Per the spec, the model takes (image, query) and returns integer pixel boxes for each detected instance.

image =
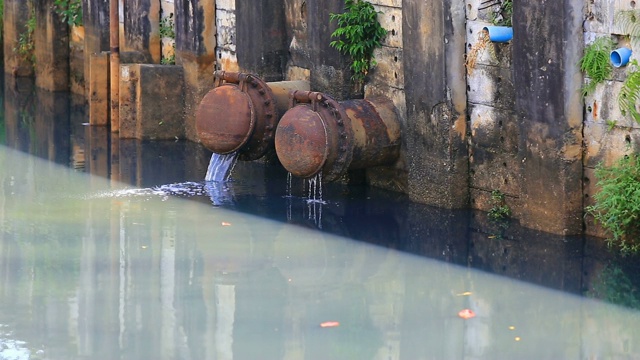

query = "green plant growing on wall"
[619,60,640,123]
[488,189,511,221]
[160,13,176,39]
[616,10,640,48]
[15,4,36,66]
[160,13,176,65]
[587,153,640,255]
[579,37,613,97]
[53,0,83,27]
[489,0,513,27]
[330,0,387,87]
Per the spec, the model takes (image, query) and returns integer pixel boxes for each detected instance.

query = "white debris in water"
[85,182,209,201]
[0,335,30,360]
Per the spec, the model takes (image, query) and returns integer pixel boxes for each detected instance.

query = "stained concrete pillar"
[236,0,287,82]
[307,0,352,99]
[3,0,33,77]
[175,0,216,142]
[123,0,161,63]
[34,0,70,91]
[89,52,110,126]
[82,0,111,98]
[513,1,583,235]
[402,0,468,208]
[119,64,184,140]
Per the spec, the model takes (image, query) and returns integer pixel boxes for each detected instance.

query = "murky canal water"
[1,78,640,359]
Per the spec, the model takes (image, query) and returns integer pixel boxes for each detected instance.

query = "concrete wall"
[3,0,33,77]
[583,1,640,237]
[34,0,70,91]
[174,0,216,142]
[4,0,640,236]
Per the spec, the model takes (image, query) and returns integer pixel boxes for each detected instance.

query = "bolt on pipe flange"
[275,91,401,182]
[196,71,278,161]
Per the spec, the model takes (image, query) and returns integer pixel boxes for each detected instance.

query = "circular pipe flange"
[275,91,354,181]
[195,85,255,154]
[274,105,329,178]
[195,71,279,161]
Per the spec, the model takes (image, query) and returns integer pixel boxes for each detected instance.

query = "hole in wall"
[218,52,221,59]
[394,56,398,62]
[498,120,503,127]
[502,162,507,167]
[504,178,509,184]
[391,15,396,21]
[587,105,592,113]
[584,176,590,185]
[468,43,472,50]
[632,1,637,7]
[625,134,632,143]
[392,29,396,36]
[469,28,473,34]
[467,85,471,91]
[471,197,476,204]
[467,4,472,11]
[500,136,505,142]
[394,72,398,79]
[585,193,590,199]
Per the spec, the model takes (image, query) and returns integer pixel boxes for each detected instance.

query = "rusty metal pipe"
[274,91,401,182]
[195,71,309,161]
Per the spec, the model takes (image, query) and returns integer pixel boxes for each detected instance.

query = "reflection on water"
[1,147,640,359]
[1,77,640,358]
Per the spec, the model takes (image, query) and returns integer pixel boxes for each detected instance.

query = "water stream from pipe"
[205,152,239,182]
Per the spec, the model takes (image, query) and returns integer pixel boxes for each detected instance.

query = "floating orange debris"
[320,321,340,328]
[221,222,232,226]
[458,309,476,319]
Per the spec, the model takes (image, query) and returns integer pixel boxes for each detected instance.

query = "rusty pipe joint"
[274,91,401,182]
[195,71,309,161]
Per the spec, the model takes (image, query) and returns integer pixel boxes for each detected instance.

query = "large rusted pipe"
[275,91,401,182]
[195,71,309,161]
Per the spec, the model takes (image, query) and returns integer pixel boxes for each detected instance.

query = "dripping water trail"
[306,172,325,228]
[205,152,239,182]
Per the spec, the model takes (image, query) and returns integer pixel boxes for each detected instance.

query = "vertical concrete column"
[402,0,469,208]
[175,0,216,142]
[89,52,111,126]
[236,0,287,81]
[513,1,583,235]
[83,0,111,98]
[3,0,33,77]
[34,0,70,91]
[123,0,161,63]
[307,0,352,99]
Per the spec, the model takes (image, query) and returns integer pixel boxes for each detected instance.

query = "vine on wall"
[329,0,387,88]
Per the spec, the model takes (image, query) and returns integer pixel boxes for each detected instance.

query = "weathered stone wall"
[583,1,640,237]
[3,0,33,77]
[82,0,111,98]
[174,0,216,142]
[464,3,520,218]
[236,0,287,81]
[34,0,70,91]
[123,0,161,63]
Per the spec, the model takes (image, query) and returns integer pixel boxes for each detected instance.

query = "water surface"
[0,79,639,359]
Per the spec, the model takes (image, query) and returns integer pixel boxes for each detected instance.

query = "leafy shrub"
[588,154,640,255]
[579,37,613,97]
[330,0,387,85]
[54,0,83,27]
